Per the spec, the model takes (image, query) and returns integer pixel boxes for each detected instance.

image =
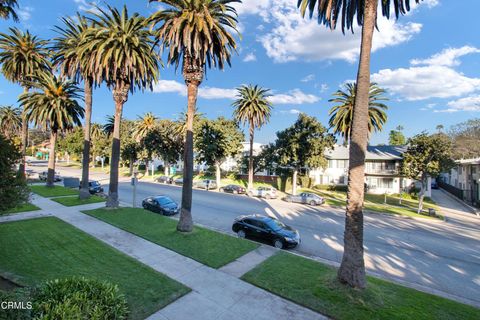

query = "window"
[328,160,335,168]
[337,160,348,169]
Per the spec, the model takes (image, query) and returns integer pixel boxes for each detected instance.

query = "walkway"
[431,189,480,230]
[19,195,326,320]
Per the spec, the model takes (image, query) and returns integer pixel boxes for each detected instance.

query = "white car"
[247,186,278,199]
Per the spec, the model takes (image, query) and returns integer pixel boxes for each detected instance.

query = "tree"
[448,119,480,159]
[298,0,422,288]
[0,135,29,213]
[436,124,444,133]
[0,105,21,139]
[53,13,98,199]
[121,142,140,176]
[0,0,19,22]
[91,123,110,167]
[0,28,50,176]
[240,143,278,175]
[134,112,158,175]
[150,0,240,232]
[328,82,388,143]
[196,117,244,190]
[401,133,454,213]
[275,113,335,195]
[233,85,273,189]
[156,119,183,175]
[388,125,406,145]
[19,74,84,187]
[82,5,160,207]
[57,126,84,160]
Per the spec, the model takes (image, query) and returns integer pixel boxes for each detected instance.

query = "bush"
[0,289,32,320]
[138,164,146,170]
[313,184,349,192]
[32,277,128,320]
[298,175,314,188]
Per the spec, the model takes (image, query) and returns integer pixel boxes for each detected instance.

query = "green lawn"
[84,207,259,268]
[0,202,41,215]
[243,252,480,320]
[30,185,79,197]
[51,195,105,207]
[0,217,189,320]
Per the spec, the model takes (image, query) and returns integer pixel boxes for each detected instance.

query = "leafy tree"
[0,0,18,22]
[328,82,388,143]
[91,123,110,167]
[140,128,164,176]
[0,135,29,213]
[156,119,183,175]
[150,0,240,232]
[196,117,244,190]
[81,5,160,207]
[299,0,422,288]
[53,13,98,199]
[19,74,84,187]
[401,133,454,213]
[0,28,50,175]
[57,126,84,160]
[0,105,21,139]
[275,113,335,195]
[448,118,480,159]
[240,143,278,175]
[134,112,158,142]
[121,142,140,176]
[233,85,273,189]
[388,125,406,145]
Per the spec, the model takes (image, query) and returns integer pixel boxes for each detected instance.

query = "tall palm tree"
[149,0,240,232]
[103,115,115,137]
[0,28,50,176]
[298,0,422,288]
[53,13,97,199]
[233,85,272,189]
[328,82,388,143]
[80,5,160,207]
[0,0,19,22]
[19,74,84,187]
[0,105,21,139]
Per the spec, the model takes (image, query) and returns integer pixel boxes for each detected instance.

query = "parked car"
[219,184,246,194]
[232,214,300,249]
[79,180,104,195]
[194,179,217,190]
[283,192,325,206]
[25,169,35,177]
[173,178,183,185]
[142,195,179,216]
[155,175,173,184]
[247,186,277,199]
[431,181,439,189]
[38,171,61,182]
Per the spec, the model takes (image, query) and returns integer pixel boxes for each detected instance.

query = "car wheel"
[233,190,238,194]
[309,200,316,206]
[219,188,224,192]
[248,191,253,197]
[142,204,147,209]
[237,230,246,238]
[273,239,284,249]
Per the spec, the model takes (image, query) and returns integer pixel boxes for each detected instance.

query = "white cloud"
[152,80,319,104]
[424,0,440,8]
[319,83,329,93]
[243,53,257,62]
[410,46,480,67]
[74,0,102,14]
[301,74,315,82]
[18,6,33,21]
[439,95,480,113]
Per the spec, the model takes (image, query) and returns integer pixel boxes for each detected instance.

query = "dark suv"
[80,180,104,194]
[232,214,300,249]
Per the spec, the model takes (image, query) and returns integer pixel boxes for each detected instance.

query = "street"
[29,163,480,307]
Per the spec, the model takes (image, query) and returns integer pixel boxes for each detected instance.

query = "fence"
[438,180,464,200]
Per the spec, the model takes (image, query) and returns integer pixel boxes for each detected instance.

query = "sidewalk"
[26,194,326,320]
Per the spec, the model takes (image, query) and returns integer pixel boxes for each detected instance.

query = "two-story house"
[440,158,480,207]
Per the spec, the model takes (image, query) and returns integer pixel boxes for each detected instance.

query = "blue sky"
[1,0,479,145]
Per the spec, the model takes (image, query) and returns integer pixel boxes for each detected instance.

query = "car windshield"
[155,197,174,205]
[264,218,286,231]
[90,181,100,186]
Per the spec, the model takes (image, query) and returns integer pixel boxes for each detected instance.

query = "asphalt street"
[28,163,480,307]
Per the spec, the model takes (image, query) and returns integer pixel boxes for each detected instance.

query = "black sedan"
[142,195,179,216]
[155,175,173,184]
[79,180,104,195]
[283,192,325,206]
[219,184,246,194]
[232,214,300,249]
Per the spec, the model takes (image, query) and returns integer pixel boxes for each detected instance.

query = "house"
[439,158,480,207]
[309,145,430,196]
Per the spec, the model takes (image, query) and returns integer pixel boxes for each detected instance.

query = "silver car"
[248,186,278,199]
[283,192,325,206]
[194,179,217,190]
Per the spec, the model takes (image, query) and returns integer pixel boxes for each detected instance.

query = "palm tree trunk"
[80,77,93,200]
[292,168,298,195]
[18,87,28,177]
[248,123,254,190]
[177,81,197,232]
[46,130,57,187]
[129,156,134,176]
[106,85,128,208]
[337,0,377,289]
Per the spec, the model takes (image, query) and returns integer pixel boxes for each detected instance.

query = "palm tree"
[19,74,84,187]
[0,0,19,22]
[53,13,98,199]
[149,0,240,232]
[134,112,158,176]
[103,115,115,137]
[233,85,272,189]
[0,28,50,176]
[174,108,205,139]
[328,82,388,143]
[298,0,422,289]
[81,5,160,207]
[0,105,21,139]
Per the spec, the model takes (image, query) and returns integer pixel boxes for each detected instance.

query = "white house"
[440,158,480,206]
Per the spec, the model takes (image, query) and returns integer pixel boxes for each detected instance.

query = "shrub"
[298,175,314,188]
[313,184,349,192]
[0,288,32,320]
[32,277,128,320]
[138,164,146,170]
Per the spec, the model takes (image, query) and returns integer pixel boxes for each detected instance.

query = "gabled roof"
[326,145,407,160]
